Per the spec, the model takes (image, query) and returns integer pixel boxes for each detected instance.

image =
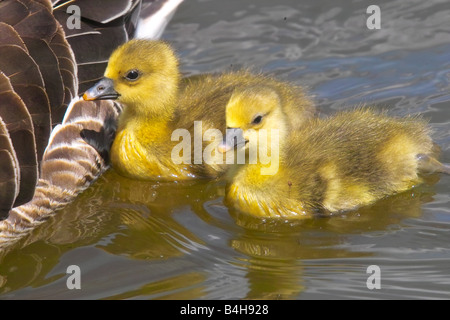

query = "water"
[1,0,449,299]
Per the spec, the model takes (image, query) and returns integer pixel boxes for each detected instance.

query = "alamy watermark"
[366,5,381,30]
[171,121,280,175]
[66,5,81,30]
[366,265,381,290]
[65,4,381,31]
[66,265,81,290]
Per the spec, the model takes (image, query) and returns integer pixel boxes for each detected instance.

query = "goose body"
[222,87,446,219]
[0,0,183,245]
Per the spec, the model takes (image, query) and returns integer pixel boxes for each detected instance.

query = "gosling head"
[83,39,180,118]
[219,86,288,154]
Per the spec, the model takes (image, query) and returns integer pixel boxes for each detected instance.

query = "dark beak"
[218,128,247,153]
[83,78,120,101]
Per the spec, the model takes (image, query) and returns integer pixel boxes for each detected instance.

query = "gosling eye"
[124,69,141,81]
[252,115,263,125]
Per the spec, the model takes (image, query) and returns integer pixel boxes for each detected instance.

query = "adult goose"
[0,0,183,246]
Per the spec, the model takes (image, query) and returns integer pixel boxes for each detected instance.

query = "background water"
[1,0,450,299]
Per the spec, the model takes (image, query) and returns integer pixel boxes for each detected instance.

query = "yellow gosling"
[220,87,447,219]
[83,39,315,180]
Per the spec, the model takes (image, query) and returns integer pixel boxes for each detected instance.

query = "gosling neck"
[231,133,286,183]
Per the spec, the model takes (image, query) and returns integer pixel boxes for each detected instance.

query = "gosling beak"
[83,78,120,101]
[218,128,247,153]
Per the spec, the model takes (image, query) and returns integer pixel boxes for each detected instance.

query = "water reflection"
[224,174,438,299]
[104,272,207,300]
[0,171,210,296]
[0,167,439,298]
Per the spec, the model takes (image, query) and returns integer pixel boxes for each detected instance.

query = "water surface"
[1,0,449,299]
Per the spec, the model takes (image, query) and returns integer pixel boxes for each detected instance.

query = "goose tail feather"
[0,99,121,248]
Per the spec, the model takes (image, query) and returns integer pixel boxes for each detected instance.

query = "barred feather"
[0,0,182,248]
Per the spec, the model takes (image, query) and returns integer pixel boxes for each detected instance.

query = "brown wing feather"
[12,0,67,125]
[0,72,37,207]
[0,41,50,162]
[0,1,28,26]
[0,118,19,218]
[50,25,78,112]
[0,22,27,50]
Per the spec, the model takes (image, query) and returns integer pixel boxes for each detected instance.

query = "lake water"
[1,0,449,299]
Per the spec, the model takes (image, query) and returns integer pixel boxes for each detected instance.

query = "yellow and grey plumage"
[222,88,448,219]
[84,39,316,180]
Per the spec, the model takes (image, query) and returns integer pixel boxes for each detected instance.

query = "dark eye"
[125,69,140,81]
[252,115,263,125]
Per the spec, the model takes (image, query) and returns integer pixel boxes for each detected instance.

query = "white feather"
[135,0,184,39]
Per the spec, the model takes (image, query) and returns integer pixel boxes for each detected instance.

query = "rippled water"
[1,0,449,299]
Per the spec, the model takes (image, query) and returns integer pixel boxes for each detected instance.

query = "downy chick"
[83,39,315,180]
[220,87,448,219]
